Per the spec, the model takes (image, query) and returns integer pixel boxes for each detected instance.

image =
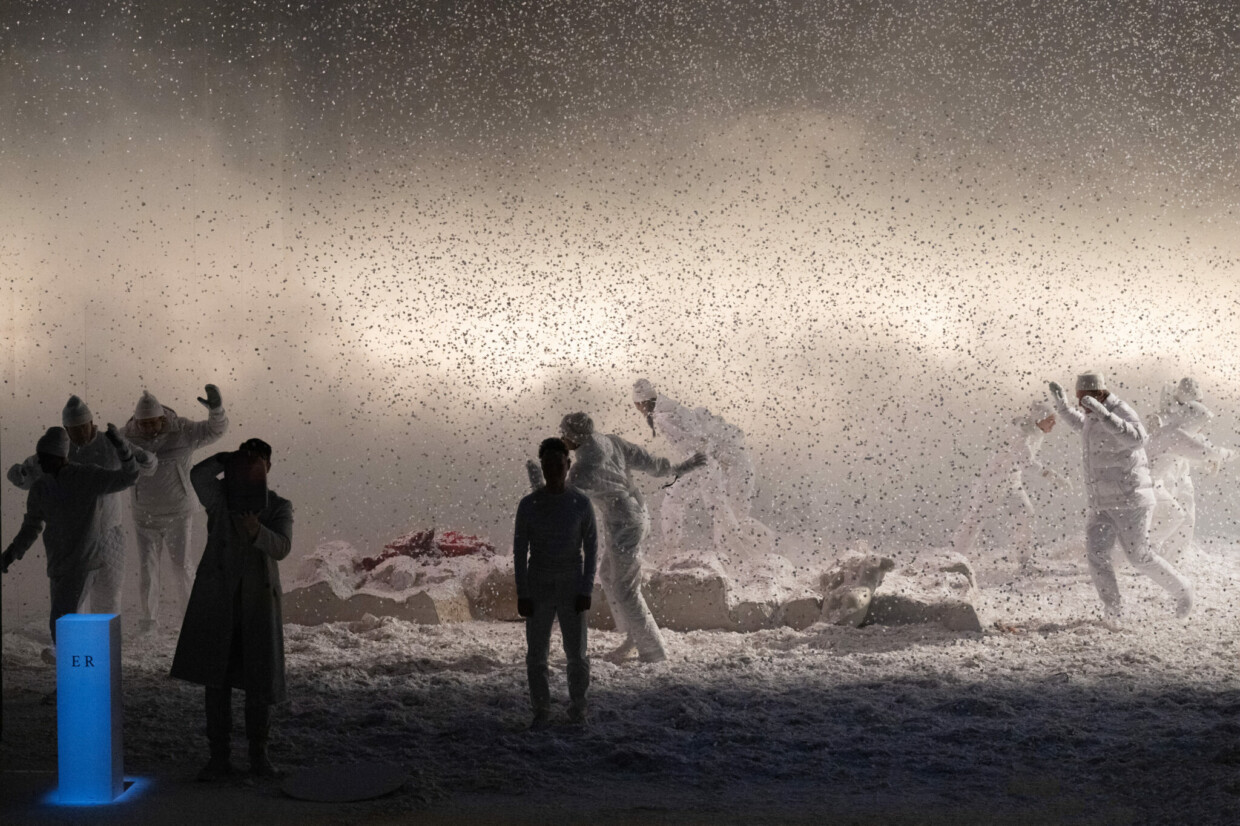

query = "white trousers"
[85,525,126,615]
[1149,478,1196,562]
[1085,507,1191,617]
[135,512,195,626]
[597,500,667,662]
[661,451,768,559]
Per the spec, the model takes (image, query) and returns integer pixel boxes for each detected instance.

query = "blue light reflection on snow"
[43,777,149,807]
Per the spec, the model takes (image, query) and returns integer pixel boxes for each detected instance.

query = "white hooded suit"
[636,385,770,557]
[1053,385,1192,620]
[1146,399,1232,561]
[565,430,685,663]
[125,397,229,630]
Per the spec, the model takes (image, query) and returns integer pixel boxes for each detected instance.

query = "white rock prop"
[818,552,897,627]
[284,534,496,626]
[865,551,983,632]
[644,551,822,632]
[285,539,822,633]
[645,552,736,631]
[470,566,521,622]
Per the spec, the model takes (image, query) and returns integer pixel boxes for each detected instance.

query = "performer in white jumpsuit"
[555,412,705,663]
[1146,379,1233,563]
[632,379,772,558]
[125,386,229,633]
[951,400,1068,564]
[7,395,156,615]
[1050,373,1193,623]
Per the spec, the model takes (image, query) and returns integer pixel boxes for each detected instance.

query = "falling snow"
[2,1,1240,822]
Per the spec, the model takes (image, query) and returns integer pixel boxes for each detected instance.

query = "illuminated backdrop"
[3,2,1237,625]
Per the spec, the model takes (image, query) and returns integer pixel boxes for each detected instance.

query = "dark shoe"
[567,703,589,725]
[197,755,235,782]
[529,711,552,731]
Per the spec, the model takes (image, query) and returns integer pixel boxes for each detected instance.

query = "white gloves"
[1207,449,1234,476]
[526,459,545,490]
[673,452,708,476]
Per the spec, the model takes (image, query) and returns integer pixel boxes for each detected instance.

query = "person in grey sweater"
[514,437,599,728]
[2,425,139,647]
[7,395,156,616]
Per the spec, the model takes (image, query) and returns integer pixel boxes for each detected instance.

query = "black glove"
[574,594,592,614]
[517,598,534,618]
[198,384,223,410]
[104,424,132,460]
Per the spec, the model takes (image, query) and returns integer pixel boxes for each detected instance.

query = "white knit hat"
[36,426,70,458]
[1174,377,1202,404]
[632,378,657,403]
[134,391,165,421]
[1075,372,1107,393]
[61,395,93,428]
[560,412,595,441]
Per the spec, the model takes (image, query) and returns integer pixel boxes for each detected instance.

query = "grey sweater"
[8,456,139,577]
[513,486,598,598]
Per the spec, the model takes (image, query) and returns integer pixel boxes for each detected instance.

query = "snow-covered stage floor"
[4,541,1240,824]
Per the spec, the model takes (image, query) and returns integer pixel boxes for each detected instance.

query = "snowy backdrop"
[3,3,1240,819]
[4,1,1238,626]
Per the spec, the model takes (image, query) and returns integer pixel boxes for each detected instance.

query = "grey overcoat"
[170,453,292,703]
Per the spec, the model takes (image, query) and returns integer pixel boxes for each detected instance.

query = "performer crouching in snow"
[514,437,598,728]
[171,439,292,780]
[1049,373,1193,625]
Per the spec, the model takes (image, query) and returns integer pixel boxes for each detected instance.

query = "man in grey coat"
[170,438,292,780]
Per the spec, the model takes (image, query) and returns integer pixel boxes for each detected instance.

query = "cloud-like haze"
[3,1,1238,624]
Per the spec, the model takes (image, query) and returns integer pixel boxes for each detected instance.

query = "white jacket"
[567,433,674,530]
[1147,404,1230,490]
[651,395,745,460]
[1055,393,1154,510]
[124,404,229,518]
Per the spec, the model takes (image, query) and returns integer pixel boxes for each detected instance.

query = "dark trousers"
[205,685,270,757]
[525,571,590,714]
[205,592,270,757]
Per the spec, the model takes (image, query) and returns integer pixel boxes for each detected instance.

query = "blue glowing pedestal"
[55,614,123,804]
